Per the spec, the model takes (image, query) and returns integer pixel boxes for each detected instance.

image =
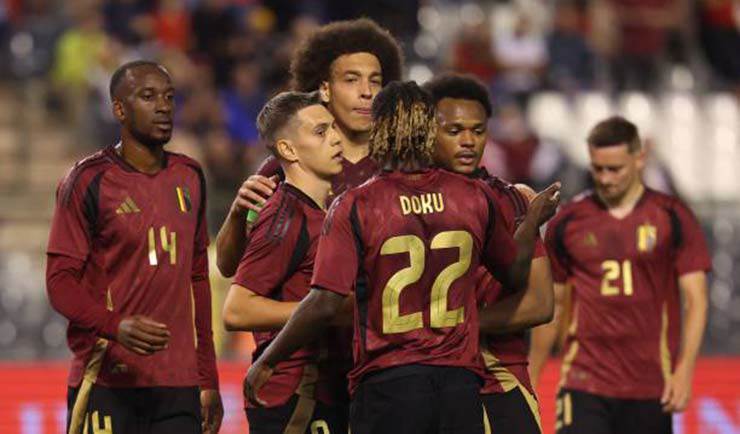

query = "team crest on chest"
[582,231,598,247]
[637,224,657,252]
[175,186,192,212]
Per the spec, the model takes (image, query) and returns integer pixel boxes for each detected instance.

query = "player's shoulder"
[253,184,308,241]
[58,148,116,203]
[559,189,598,215]
[166,151,205,176]
[643,188,689,211]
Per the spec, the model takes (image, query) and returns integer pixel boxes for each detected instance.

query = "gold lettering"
[399,193,446,216]
[420,194,434,214]
[411,196,422,214]
[433,193,444,212]
[400,196,412,215]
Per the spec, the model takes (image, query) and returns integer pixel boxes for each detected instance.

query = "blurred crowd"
[0,0,738,227]
[0,0,738,359]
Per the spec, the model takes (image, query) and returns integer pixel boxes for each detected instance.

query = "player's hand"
[231,175,279,215]
[200,388,224,434]
[661,363,693,412]
[244,359,274,407]
[116,315,170,355]
[528,182,561,226]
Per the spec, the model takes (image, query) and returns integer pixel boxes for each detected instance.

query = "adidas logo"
[116,196,141,214]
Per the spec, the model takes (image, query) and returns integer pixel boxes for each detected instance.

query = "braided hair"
[369,81,437,170]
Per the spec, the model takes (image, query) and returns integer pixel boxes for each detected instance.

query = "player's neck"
[604,182,645,218]
[337,124,369,163]
[118,136,165,174]
[283,169,331,210]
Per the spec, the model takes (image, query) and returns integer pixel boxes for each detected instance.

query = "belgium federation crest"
[637,224,657,252]
[175,186,192,212]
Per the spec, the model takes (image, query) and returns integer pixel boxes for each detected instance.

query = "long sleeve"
[46,254,122,340]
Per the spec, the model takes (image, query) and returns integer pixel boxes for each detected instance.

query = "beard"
[128,117,171,149]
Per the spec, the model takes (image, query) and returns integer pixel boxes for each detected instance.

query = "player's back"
[317,168,516,391]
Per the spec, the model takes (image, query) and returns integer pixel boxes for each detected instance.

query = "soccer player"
[46,61,222,434]
[424,73,553,434]
[530,116,710,434]
[221,91,348,433]
[245,81,560,434]
[215,18,404,277]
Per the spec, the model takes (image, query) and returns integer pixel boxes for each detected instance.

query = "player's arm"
[191,178,223,434]
[487,183,560,293]
[662,201,712,412]
[528,282,568,388]
[246,288,346,405]
[661,271,707,412]
[223,285,299,331]
[215,175,278,277]
[479,256,553,334]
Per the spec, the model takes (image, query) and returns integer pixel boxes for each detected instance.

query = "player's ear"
[319,81,331,104]
[112,99,126,123]
[634,147,647,170]
[275,139,298,163]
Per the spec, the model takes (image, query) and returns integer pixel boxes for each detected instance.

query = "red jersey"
[46,145,218,389]
[311,169,518,393]
[474,172,547,396]
[233,183,344,407]
[545,188,711,399]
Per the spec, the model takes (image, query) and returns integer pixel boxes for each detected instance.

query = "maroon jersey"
[233,183,344,407]
[311,169,518,393]
[545,188,711,399]
[474,172,547,396]
[46,145,218,389]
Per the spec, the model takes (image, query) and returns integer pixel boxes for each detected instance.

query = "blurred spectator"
[451,21,498,85]
[547,1,594,92]
[7,0,64,80]
[191,0,239,86]
[607,0,681,92]
[493,12,547,108]
[51,7,107,147]
[221,59,264,148]
[153,0,191,52]
[481,102,586,198]
[103,0,153,46]
[697,0,740,93]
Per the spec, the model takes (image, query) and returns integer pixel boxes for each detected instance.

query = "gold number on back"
[381,235,425,334]
[600,260,634,296]
[380,230,473,334]
[430,231,472,328]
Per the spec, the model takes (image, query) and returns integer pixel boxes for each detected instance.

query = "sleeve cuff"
[99,312,123,341]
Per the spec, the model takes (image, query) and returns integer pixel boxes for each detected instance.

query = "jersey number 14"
[148,226,177,266]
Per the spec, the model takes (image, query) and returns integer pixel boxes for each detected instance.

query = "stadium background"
[0,0,737,433]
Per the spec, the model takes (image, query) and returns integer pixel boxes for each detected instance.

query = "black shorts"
[350,365,485,434]
[556,388,672,434]
[246,394,349,434]
[66,384,201,434]
[482,385,541,434]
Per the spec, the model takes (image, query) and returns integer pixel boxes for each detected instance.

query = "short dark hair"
[109,60,168,100]
[257,91,321,150]
[369,81,437,169]
[587,116,642,152]
[290,18,404,92]
[422,72,492,117]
